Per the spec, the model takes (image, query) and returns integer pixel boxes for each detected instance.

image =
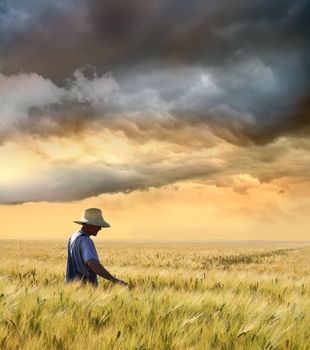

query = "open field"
[0,240,309,350]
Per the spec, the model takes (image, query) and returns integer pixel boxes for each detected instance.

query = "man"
[66,208,128,287]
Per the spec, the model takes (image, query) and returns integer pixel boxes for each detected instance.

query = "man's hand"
[114,279,129,287]
[87,259,129,287]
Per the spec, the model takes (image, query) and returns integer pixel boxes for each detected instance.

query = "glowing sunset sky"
[0,0,309,240]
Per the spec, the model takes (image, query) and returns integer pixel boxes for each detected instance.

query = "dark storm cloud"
[0,60,309,148]
[0,0,308,144]
[0,0,309,77]
[1,0,310,203]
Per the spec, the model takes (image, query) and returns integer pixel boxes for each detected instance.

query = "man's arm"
[86,259,128,286]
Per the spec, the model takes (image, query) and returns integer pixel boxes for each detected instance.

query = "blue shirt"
[66,229,99,285]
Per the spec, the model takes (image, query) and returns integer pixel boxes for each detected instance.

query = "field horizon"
[1,238,310,244]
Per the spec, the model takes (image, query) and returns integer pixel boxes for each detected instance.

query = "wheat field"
[0,240,309,350]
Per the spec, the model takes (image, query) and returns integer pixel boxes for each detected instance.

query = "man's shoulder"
[69,230,86,245]
[70,230,81,240]
[69,230,95,248]
[80,235,95,247]
[74,232,94,246]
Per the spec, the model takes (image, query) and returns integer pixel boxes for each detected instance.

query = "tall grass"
[0,241,309,349]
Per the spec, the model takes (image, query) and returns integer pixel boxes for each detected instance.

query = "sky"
[0,0,309,240]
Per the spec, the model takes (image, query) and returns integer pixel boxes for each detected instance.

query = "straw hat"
[74,208,110,227]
